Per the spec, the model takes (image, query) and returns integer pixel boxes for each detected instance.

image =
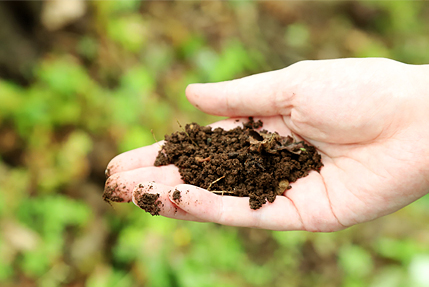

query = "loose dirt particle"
[154,118,323,210]
[172,189,182,203]
[135,193,162,216]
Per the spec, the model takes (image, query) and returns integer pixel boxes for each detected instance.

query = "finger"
[103,165,183,203]
[186,68,294,117]
[169,184,305,231]
[105,141,164,178]
[132,182,204,221]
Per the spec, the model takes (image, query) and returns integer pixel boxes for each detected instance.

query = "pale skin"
[105,58,429,232]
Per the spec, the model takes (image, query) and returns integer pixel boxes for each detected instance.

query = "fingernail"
[105,167,111,179]
[133,183,163,216]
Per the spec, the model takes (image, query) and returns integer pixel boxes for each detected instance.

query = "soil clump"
[135,192,162,216]
[155,118,323,210]
[172,189,182,203]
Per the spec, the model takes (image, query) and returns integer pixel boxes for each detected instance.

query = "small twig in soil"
[151,129,162,149]
[207,175,225,191]
[195,156,210,163]
[177,120,199,147]
[210,190,235,196]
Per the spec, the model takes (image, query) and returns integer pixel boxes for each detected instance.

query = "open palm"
[105,58,429,231]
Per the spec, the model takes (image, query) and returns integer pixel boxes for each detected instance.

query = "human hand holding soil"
[104,58,429,231]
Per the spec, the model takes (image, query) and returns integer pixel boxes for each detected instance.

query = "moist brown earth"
[172,189,182,203]
[155,118,323,210]
[134,192,162,216]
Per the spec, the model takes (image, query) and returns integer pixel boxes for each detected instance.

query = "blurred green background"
[1,1,429,287]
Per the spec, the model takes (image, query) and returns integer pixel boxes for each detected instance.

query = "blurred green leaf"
[118,125,154,153]
[339,244,374,278]
[375,237,422,264]
[272,231,307,249]
[20,247,51,278]
[37,56,92,96]
[285,23,310,48]
[77,36,99,60]
[120,65,155,95]
[209,41,255,82]
[0,81,23,119]
[107,14,147,52]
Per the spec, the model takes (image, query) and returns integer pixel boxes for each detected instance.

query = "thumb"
[186,68,294,117]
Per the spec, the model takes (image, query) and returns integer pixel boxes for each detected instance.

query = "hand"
[104,58,429,231]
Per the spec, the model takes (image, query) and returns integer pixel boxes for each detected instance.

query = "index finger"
[105,141,164,178]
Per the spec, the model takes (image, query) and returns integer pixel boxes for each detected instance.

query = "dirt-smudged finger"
[105,141,165,177]
[103,176,132,203]
[132,182,204,222]
[103,165,183,204]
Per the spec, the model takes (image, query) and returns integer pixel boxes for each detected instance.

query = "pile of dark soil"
[155,118,323,209]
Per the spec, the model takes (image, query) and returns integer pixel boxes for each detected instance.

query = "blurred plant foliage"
[1,1,429,287]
